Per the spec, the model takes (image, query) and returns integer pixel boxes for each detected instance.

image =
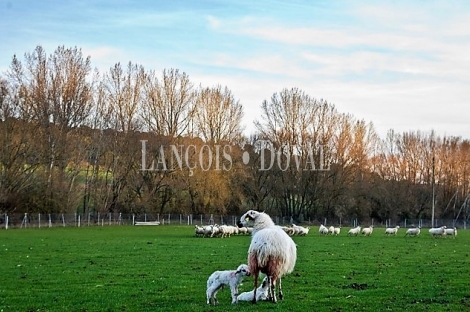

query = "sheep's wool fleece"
[249,226,297,276]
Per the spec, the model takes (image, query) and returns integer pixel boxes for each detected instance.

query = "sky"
[1,0,469,139]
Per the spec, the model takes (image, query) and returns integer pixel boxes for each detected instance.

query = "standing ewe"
[405,227,421,237]
[206,264,251,305]
[385,226,400,236]
[361,225,374,236]
[333,227,341,236]
[348,226,361,236]
[319,224,329,235]
[445,227,457,238]
[429,226,447,237]
[237,276,269,302]
[237,210,297,303]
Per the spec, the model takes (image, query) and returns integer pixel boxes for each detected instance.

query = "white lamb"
[206,264,251,305]
[348,226,361,236]
[385,225,400,236]
[237,210,297,303]
[361,225,373,236]
[429,226,447,237]
[445,227,457,238]
[319,224,329,235]
[237,276,269,302]
[405,227,421,236]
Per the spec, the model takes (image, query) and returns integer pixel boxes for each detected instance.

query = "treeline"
[0,45,469,223]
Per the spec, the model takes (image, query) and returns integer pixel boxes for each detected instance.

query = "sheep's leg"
[251,272,259,304]
[249,252,260,304]
[278,278,283,300]
[230,286,238,305]
[269,277,277,303]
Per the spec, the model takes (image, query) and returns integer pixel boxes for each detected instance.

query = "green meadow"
[1,226,469,312]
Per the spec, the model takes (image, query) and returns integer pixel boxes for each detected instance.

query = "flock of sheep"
[203,213,459,306]
[325,224,457,238]
[194,224,252,237]
[196,222,458,239]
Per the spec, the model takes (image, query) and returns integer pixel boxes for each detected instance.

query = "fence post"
[48,214,52,228]
[5,214,8,230]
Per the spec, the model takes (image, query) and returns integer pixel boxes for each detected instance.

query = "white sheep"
[203,225,214,237]
[297,226,310,236]
[328,225,335,235]
[237,276,269,302]
[206,264,251,305]
[429,226,447,237]
[361,225,373,236]
[218,225,233,238]
[237,210,297,303]
[319,224,329,235]
[445,227,457,238]
[194,225,205,237]
[238,226,249,235]
[385,225,400,236]
[405,227,421,236]
[333,227,341,236]
[347,226,361,236]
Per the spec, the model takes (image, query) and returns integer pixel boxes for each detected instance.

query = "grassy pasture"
[1,226,470,312]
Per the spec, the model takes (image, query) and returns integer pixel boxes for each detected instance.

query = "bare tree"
[193,85,244,144]
[141,68,195,136]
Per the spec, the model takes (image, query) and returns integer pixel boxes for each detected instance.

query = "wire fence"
[1,212,468,230]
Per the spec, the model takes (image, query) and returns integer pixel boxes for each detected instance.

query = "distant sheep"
[237,276,269,302]
[405,227,421,237]
[333,227,341,236]
[445,227,457,238]
[319,224,329,235]
[328,226,335,235]
[292,224,310,236]
[429,226,447,237]
[348,226,361,236]
[361,225,373,236]
[194,225,205,237]
[237,210,297,303]
[206,264,251,305]
[385,226,400,236]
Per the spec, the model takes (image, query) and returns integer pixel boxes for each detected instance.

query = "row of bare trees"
[0,45,469,223]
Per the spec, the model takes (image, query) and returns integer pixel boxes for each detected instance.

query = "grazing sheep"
[445,227,457,238]
[405,227,421,237]
[203,225,214,237]
[385,226,400,236]
[194,225,205,237]
[361,225,374,236]
[237,276,269,302]
[206,264,251,305]
[319,224,329,235]
[429,226,447,237]
[237,210,297,303]
[333,227,341,236]
[296,225,310,236]
[328,226,335,235]
[348,226,361,236]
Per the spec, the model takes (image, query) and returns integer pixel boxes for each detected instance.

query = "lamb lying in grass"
[237,276,269,302]
[206,264,251,305]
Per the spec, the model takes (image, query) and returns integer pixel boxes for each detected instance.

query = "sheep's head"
[235,264,251,277]
[237,210,258,228]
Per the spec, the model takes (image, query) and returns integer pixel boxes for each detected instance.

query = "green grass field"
[1,226,470,312]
